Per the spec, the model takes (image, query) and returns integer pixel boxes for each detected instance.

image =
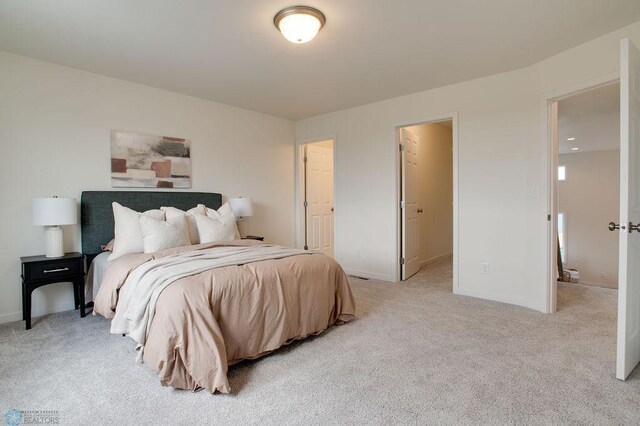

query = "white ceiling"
[1,1,639,120]
[558,83,620,154]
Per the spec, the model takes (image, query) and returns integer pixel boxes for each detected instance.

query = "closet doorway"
[300,139,334,257]
[397,119,455,282]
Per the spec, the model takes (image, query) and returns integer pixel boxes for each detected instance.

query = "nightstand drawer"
[23,259,83,281]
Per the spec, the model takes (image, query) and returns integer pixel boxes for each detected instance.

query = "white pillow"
[194,212,238,243]
[161,205,206,244]
[207,202,232,217]
[109,202,165,261]
[139,214,190,253]
[201,203,240,239]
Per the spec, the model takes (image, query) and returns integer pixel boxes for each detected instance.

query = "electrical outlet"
[481,263,489,274]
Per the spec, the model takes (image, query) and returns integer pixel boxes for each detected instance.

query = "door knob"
[609,222,627,231]
[629,222,640,233]
[417,208,424,213]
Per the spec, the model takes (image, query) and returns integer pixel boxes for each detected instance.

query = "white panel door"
[617,38,640,380]
[402,128,420,279]
[306,144,334,257]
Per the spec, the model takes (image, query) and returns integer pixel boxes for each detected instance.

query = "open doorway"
[551,82,620,293]
[299,139,334,257]
[398,120,454,281]
[556,83,621,290]
[545,38,640,381]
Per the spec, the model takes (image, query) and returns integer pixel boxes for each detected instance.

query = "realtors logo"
[4,410,59,425]
[4,410,23,426]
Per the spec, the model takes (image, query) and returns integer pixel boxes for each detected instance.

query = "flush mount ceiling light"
[571,147,580,151]
[567,137,576,141]
[274,6,326,44]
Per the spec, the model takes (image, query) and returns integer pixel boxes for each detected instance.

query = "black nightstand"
[243,235,265,241]
[20,252,86,330]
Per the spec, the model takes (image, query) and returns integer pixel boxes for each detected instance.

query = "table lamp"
[229,197,253,237]
[228,197,253,219]
[33,196,77,257]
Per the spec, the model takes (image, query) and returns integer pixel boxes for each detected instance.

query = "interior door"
[401,128,420,279]
[305,143,334,257]
[617,38,640,380]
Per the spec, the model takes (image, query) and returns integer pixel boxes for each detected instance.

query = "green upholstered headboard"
[80,191,222,258]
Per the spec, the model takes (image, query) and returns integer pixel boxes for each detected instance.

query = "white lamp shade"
[33,197,77,226]
[228,197,253,218]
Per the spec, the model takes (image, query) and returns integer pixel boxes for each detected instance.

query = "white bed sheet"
[85,251,111,303]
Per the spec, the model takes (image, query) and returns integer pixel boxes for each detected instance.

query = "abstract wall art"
[110,130,191,188]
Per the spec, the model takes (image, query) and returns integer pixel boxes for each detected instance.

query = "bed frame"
[80,191,222,264]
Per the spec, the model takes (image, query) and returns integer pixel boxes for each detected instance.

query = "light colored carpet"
[1,259,639,425]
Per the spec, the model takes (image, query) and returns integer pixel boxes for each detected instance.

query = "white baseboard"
[454,287,543,312]
[343,267,395,282]
[0,300,76,325]
[420,252,453,269]
[573,280,618,289]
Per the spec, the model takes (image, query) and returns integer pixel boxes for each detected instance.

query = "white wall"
[559,151,619,288]
[404,123,453,267]
[296,20,640,312]
[0,51,295,324]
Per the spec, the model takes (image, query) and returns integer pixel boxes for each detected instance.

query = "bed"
[81,191,356,393]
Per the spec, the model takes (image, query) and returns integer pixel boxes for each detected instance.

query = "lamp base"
[237,218,251,239]
[45,226,65,258]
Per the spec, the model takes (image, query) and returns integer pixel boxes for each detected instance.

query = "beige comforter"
[94,240,356,393]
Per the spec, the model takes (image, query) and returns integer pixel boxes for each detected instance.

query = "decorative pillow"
[201,203,241,239]
[194,212,238,243]
[139,214,190,253]
[161,205,206,244]
[109,202,165,261]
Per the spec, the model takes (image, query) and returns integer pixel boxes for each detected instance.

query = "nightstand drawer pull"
[43,267,70,273]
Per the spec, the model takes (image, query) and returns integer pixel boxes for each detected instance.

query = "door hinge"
[303,156,308,163]
[399,144,405,152]
[303,201,308,208]
[547,214,551,221]
[400,257,405,265]
[400,200,405,209]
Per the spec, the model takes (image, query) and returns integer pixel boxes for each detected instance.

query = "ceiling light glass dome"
[274,6,326,44]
